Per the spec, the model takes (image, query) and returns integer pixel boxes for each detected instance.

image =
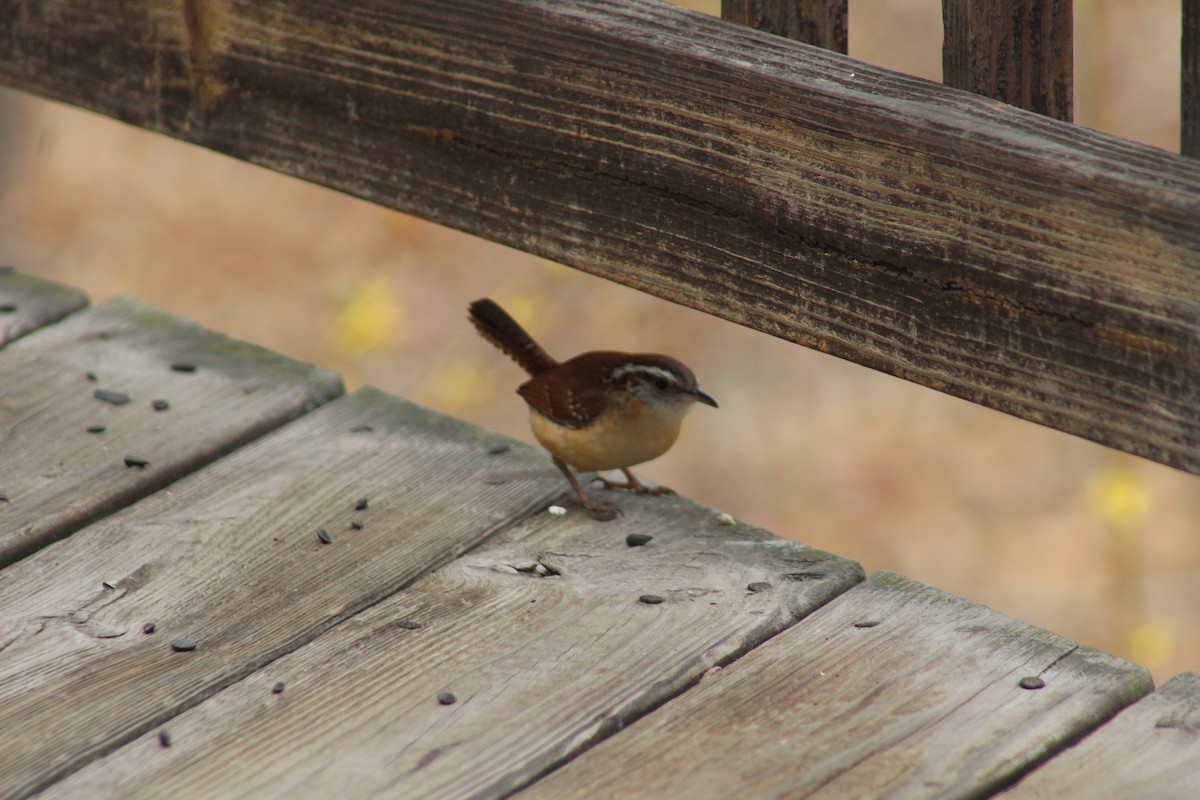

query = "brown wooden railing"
[0,0,1196,473]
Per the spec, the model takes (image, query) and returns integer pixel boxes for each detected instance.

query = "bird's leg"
[552,457,619,520]
[600,468,675,496]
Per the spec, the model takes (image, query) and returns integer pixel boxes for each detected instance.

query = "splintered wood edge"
[0,267,89,347]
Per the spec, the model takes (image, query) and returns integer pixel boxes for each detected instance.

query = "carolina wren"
[469,298,717,517]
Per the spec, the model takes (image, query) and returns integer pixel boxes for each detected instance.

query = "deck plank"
[515,571,1152,800]
[0,267,88,348]
[0,388,575,798]
[998,672,1200,799]
[34,449,862,798]
[0,296,342,566]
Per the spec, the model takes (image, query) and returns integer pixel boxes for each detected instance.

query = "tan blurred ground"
[1,0,1195,682]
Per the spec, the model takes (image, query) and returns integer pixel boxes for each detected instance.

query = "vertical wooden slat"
[943,0,1073,121]
[722,0,849,53]
[1185,0,1200,157]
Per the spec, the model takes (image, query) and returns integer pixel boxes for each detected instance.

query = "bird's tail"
[468,298,558,377]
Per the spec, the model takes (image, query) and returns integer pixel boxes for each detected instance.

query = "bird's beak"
[689,388,718,408]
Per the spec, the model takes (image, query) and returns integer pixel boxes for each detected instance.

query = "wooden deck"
[1,270,1196,799]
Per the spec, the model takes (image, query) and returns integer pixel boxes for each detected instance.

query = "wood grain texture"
[0,296,343,567]
[1186,0,1199,157]
[0,1,1195,473]
[0,388,577,799]
[998,672,1200,799]
[0,266,87,348]
[943,0,1073,121]
[39,492,862,799]
[722,0,848,52]
[516,571,1152,800]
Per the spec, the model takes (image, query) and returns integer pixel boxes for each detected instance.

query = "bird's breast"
[528,400,684,471]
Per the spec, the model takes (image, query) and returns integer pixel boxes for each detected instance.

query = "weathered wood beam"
[0,0,1196,473]
[722,0,848,53]
[943,0,1074,121]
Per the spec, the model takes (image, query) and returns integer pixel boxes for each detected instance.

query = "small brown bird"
[469,298,717,517]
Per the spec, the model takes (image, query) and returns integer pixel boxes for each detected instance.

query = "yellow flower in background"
[1088,464,1150,534]
[422,357,495,413]
[329,279,403,358]
[1127,618,1175,671]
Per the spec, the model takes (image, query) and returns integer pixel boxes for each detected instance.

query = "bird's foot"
[578,492,621,521]
[600,469,675,496]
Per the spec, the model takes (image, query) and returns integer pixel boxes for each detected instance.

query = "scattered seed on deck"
[350,521,363,530]
[395,620,423,630]
[94,389,131,405]
[158,730,172,748]
[747,581,772,593]
[547,505,567,516]
[853,620,881,629]
[317,528,333,544]
[487,443,511,455]
[782,572,825,582]
[272,681,286,695]
[152,399,170,411]
[436,692,457,705]
[1019,676,1046,690]
[0,493,8,503]
[714,512,736,526]
[124,456,150,468]
[85,371,98,382]
[101,581,116,591]
[87,425,106,434]
[0,303,17,313]
[171,639,197,652]
[350,423,374,433]
[143,622,157,634]
[354,497,369,511]
[170,362,197,373]
[639,594,665,605]
[625,533,653,547]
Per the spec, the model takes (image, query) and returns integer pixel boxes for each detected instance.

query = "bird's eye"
[655,377,670,391]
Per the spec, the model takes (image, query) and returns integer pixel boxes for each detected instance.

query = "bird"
[469,298,717,518]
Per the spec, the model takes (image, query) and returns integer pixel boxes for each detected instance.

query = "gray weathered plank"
[516,571,1152,800]
[0,296,343,567]
[998,672,1200,799]
[0,388,574,799]
[0,0,1196,474]
[0,266,88,348]
[36,480,862,799]
[943,0,1074,121]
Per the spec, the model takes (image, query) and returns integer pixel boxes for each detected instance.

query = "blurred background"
[0,0,1195,682]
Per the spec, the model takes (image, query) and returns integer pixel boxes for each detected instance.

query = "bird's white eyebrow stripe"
[608,364,678,383]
